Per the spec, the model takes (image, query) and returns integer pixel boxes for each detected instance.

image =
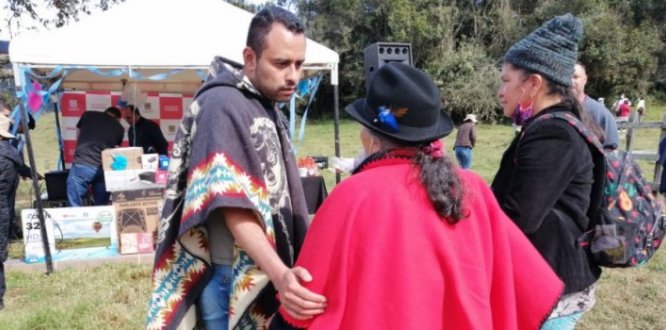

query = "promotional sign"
[60,91,192,164]
[21,206,119,263]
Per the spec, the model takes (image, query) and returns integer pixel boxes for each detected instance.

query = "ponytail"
[415,149,466,223]
[363,129,467,223]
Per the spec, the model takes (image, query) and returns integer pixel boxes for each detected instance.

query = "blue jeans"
[66,163,109,206]
[541,312,584,330]
[198,264,232,330]
[454,146,472,169]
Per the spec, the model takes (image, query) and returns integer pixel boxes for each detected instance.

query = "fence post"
[625,111,639,152]
[652,114,666,191]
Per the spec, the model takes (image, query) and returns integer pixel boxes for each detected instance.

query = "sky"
[0,1,105,40]
[0,3,51,40]
[0,0,283,40]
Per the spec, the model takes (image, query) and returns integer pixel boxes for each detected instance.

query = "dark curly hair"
[415,147,466,223]
[365,130,466,223]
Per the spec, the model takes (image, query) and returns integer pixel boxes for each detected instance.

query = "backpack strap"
[526,112,607,232]
[528,112,605,154]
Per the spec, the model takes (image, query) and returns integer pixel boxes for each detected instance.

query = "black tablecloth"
[301,176,328,214]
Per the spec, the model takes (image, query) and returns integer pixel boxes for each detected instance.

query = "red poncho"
[279,155,563,329]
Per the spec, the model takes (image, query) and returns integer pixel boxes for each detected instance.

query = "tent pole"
[333,85,340,184]
[331,64,341,184]
[19,102,54,274]
[53,101,66,170]
[13,63,54,274]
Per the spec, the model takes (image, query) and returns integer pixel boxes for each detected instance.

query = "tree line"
[297,0,666,121]
[4,0,665,121]
[255,0,666,121]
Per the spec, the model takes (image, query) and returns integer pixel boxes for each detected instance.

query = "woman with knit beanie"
[492,14,602,329]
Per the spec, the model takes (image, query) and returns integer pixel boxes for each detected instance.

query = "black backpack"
[533,112,665,267]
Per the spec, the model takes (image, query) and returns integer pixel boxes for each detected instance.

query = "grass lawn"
[2,105,665,329]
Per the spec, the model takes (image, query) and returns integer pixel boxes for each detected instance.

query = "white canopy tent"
[8,0,343,169]
[9,0,339,93]
[7,0,343,272]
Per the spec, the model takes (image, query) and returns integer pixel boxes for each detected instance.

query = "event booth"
[8,0,339,266]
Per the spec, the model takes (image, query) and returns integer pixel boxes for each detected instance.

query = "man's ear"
[243,47,256,73]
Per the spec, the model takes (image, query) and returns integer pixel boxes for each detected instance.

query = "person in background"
[0,101,36,141]
[659,136,666,195]
[147,7,325,330]
[453,113,477,169]
[612,93,629,115]
[571,62,618,149]
[66,107,124,206]
[492,14,602,329]
[271,63,563,329]
[616,99,632,137]
[0,101,39,241]
[123,105,168,155]
[617,99,632,123]
[0,114,39,310]
[636,97,646,121]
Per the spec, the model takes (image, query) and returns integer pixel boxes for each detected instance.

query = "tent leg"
[334,84,340,184]
[19,103,54,274]
[53,102,66,170]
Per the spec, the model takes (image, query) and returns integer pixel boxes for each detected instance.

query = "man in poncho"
[147,7,326,330]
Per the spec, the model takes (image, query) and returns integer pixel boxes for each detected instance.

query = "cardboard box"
[141,154,159,171]
[111,188,163,254]
[159,155,170,170]
[102,147,144,171]
[120,232,154,254]
[104,169,164,191]
[104,169,141,191]
[21,206,119,263]
[155,170,168,184]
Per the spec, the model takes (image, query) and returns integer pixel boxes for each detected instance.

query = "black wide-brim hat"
[345,62,453,144]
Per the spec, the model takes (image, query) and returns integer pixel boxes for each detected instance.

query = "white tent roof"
[9,0,339,92]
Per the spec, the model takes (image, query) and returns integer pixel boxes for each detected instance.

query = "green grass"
[3,105,666,329]
[1,264,151,330]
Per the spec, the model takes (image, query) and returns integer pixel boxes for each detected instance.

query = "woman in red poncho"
[270,63,563,330]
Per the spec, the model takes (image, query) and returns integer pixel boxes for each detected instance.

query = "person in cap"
[636,97,646,120]
[271,62,563,329]
[0,100,38,241]
[453,113,478,169]
[492,14,603,329]
[0,114,40,310]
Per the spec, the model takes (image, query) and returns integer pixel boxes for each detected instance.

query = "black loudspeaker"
[364,42,413,90]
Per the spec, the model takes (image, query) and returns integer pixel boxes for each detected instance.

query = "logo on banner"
[144,102,152,111]
[167,125,177,134]
[69,100,79,109]
[90,101,106,109]
[164,105,179,112]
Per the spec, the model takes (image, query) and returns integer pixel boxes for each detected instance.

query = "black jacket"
[491,103,601,294]
[128,117,168,155]
[1,139,30,263]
